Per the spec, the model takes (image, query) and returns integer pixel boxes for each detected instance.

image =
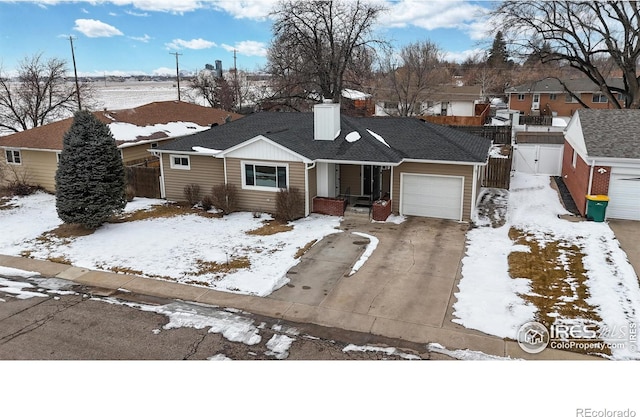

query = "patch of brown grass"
[113,202,221,223]
[294,239,317,259]
[246,219,293,236]
[47,256,71,265]
[190,256,251,276]
[45,223,96,239]
[508,227,610,356]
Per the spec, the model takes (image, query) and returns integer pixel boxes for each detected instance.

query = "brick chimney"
[314,100,341,141]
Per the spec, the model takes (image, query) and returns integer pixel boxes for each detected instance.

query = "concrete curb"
[0,254,601,360]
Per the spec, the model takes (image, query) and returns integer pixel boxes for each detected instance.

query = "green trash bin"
[585,194,609,222]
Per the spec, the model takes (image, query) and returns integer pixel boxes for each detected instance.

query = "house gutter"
[304,162,316,216]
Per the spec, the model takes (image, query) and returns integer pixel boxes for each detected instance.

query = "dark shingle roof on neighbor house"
[156,112,492,165]
[506,77,625,94]
[577,109,640,159]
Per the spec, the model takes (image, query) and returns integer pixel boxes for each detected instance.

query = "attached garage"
[607,169,640,220]
[400,173,464,220]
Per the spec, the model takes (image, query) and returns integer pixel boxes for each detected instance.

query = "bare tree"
[492,1,640,108]
[0,53,89,133]
[266,0,385,108]
[190,70,237,111]
[380,40,449,116]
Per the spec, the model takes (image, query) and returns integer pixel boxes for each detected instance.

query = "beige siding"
[1,150,59,192]
[339,164,361,195]
[226,157,306,214]
[162,153,224,201]
[122,144,156,164]
[392,162,475,221]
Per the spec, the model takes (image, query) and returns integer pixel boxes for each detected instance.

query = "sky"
[0,0,495,77]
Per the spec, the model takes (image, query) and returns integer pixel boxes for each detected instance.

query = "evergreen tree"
[55,110,126,229]
[487,31,509,68]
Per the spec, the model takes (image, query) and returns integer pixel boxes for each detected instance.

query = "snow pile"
[0,276,48,300]
[342,344,421,360]
[345,131,361,143]
[453,173,640,359]
[427,343,516,360]
[366,129,390,148]
[265,334,295,359]
[348,232,379,276]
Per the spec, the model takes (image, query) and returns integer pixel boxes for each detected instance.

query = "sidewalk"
[0,253,598,360]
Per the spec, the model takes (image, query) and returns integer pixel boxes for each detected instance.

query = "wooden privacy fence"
[449,125,512,144]
[482,151,513,189]
[125,166,161,198]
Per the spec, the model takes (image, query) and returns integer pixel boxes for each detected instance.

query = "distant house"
[376,85,486,123]
[341,89,375,117]
[506,77,626,117]
[154,103,492,222]
[0,101,242,192]
[562,109,640,220]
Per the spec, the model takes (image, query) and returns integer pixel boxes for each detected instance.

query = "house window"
[170,154,190,170]
[242,162,288,191]
[517,94,526,101]
[592,93,608,103]
[150,142,158,149]
[5,149,21,165]
[549,93,557,101]
[565,93,580,103]
[572,149,577,169]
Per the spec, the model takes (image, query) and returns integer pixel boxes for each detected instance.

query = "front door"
[363,165,381,201]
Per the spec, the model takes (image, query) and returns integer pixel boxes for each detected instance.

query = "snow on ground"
[348,232,379,276]
[427,343,517,360]
[0,194,341,296]
[92,81,205,110]
[342,344,422,360]
[453,172,640,359]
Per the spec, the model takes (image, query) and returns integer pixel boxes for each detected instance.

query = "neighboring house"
[562,109,640,221]
[0,101,242,192]
[506,77,625,117]
[375,85,485,120]
[341,89,375,117]
[154,102,492,222]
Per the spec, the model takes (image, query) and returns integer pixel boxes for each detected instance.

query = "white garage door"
[607,171,640,220]
[514,144,564,175]
[401,174,463,220]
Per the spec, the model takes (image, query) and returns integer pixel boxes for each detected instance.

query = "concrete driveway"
[270,215,469,329]
[608,219,640,278]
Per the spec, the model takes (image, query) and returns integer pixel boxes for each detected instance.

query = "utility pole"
[69,36,82,111]
[170,52,183,101]
[233,49,239,110]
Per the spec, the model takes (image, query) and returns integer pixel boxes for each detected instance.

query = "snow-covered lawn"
[0,193,341,296]
[453,172,640,359]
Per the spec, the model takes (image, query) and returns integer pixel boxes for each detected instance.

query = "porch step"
[343,206,371,222]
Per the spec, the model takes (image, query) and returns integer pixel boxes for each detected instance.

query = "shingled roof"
[577,109,640,159]
[506,77,625,94]
[156,112,491,165]
[0,101,242,151]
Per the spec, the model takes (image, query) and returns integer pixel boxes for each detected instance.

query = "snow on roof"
[108,121,209,142]
[342,88,371,100]
[345,131,361,143]
[192,146,222,155]
[366,129,390,148]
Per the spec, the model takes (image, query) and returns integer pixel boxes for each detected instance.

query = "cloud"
[125,9,149,17]
[108,0,210,14]
[443,48,486,63]
[165,38,217,50]
[212,0,278,20]
[73,19,123,38]
[81,7,89,14]
[382,0,491,38]
[221,40,268,57]
[152,67,176,76]
[129,34,152,43]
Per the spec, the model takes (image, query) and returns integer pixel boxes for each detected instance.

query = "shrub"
[183,183,201,206]
[275,187,304,222]
[125,185,136,202]
[201,195,214,211]
[1,161,38,196]
[210,184,238,215]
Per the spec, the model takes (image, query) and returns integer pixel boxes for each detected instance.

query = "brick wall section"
[372,199,392,221]
[561,142,613,216]
[561,141,590,215]
[591,166,611,195]
[312,197,346,216]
